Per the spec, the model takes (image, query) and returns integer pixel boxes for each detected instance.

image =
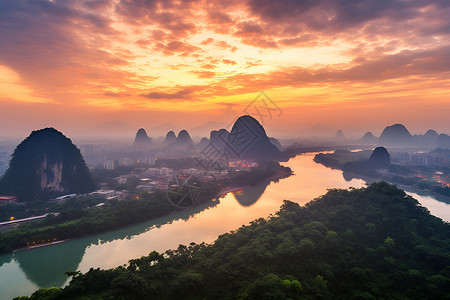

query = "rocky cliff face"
[0,128,96,201]
[37,153,64,192]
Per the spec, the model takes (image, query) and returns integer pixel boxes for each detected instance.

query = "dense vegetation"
[314,148,391,177]
[17,182,450,300]
[224,161,292,187]
[0,128,96,201]
[0,161,289,254]
[314,149,450,200]
[0,184,219,254]
[0,195,104,223]
[314,150,372,170]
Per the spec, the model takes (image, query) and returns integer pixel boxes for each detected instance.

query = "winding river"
[0,153,448,299]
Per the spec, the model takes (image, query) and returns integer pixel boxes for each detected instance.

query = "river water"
[0,153,448,299]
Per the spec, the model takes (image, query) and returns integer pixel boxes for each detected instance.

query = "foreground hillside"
[16,182,450,300]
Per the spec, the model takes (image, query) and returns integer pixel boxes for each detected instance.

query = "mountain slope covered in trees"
[17,182,450,300]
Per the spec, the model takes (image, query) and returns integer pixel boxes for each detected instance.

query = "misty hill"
[335,129,346,141]
[379,124,412,145]
[315,147,391,179]
[437,134,450,147]
[197,137,209,149]
[424,129,439,140]
[133,128,152,147]
[175,130,194,147]
[210,129,229,150]
[0,128,96,201]
[375,124,450,147]
[31,182,450,300]
[164,131,177,144]
[342,146,391,176]
[369,146,391,168]
[416,129,439,146]
[226,115,281,160]
[360,131,378,144]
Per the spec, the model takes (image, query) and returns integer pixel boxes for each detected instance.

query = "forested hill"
[17,182,450,300]
[0,128,96,201]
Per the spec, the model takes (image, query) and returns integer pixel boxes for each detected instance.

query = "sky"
[0,0,450,138]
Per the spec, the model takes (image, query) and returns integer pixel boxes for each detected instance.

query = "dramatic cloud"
[154,41,202,56]
[0,0,449,134]
[222,59,237,65]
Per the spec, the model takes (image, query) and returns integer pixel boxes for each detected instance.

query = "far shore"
[13,239,69,253]
[5,162,294,254]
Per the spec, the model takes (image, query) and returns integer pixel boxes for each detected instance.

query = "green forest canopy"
[15,182,450,300]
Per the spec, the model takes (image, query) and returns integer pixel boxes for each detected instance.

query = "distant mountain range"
[95,121,228,139]
[358,124,450,147]
[297,123,450,147]
[119,120,450,151]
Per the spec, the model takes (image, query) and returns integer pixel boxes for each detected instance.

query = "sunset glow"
[1,0,450,136]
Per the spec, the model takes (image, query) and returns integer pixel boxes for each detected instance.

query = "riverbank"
[218,168,292,196]
[13,239,68,252]
[0,187,218,255]
[314,151,450,204]
[18,182,450,300]
[329,169,450,205]
[0,161,292,254]
[2,153,448,300]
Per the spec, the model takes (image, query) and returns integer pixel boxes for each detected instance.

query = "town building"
[0,195,17,206]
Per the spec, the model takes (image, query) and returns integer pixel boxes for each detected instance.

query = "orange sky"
[0,0,449,138]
